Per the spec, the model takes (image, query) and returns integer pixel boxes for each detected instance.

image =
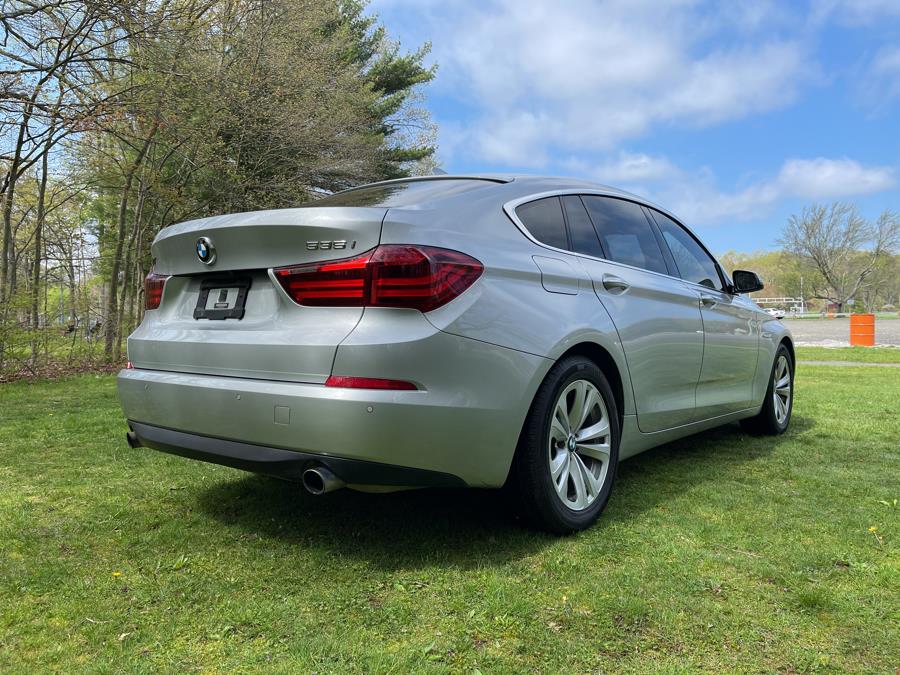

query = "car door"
[570,195,704,433]
[648,208,760,419]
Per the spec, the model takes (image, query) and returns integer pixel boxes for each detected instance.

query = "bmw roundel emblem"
[196,236,216,265]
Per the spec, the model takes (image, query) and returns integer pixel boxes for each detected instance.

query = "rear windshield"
[306,179,498,208]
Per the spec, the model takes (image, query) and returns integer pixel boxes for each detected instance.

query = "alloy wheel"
[547,379,612,511]
[773,354,791,425]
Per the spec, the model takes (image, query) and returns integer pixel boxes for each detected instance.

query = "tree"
[0,0,436,375]
[779,203,900,312]
[84,0,436,360]
[0,0,141,298]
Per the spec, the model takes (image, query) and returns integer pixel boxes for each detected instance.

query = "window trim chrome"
[503,188,734,294]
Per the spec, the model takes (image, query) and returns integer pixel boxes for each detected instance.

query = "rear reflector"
[273,245,482,312]
[144,271,171,310]
[325,376,418,391]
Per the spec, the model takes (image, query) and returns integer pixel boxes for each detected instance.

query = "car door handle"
[700,294,718,308]
[601,274,630,294]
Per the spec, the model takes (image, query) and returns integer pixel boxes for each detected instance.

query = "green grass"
[1,371,898,672]
[796,346,900,363]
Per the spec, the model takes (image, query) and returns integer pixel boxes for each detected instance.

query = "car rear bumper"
[126,421,466,487]
[117,326,549,487]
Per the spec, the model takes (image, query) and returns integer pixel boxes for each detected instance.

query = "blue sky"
[369,0,900,254]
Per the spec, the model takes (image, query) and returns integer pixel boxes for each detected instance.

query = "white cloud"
[775,158,896,198]
[559,153,895,224]
[563,152,678,184]
[411,0,817,163]
[369,0,898,230]
[474,111,552,167]
[653,157,896,224]
[871,46,900,77]
[811,0,900,26]
[859,46,900,110]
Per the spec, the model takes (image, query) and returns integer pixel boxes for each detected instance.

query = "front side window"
[582,196,668,275]
[516,197,568,250]
[650,210,722,290]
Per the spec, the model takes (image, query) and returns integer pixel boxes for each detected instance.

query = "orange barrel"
[850,313,875,346]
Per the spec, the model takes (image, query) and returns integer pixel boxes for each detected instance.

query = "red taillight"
[274,250,371,307]
[325,376,418,391]
[144,271,171,310]
[369,245,482,312]
[273,245,483,312]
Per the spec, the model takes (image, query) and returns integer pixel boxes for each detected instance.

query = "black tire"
[511,355,620,534]
[740,343,794,436]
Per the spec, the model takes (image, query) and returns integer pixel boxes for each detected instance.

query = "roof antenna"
[431,168,448,175]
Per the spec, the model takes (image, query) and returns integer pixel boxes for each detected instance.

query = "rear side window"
[309,179,498,208]
[516,197,568,250]
[582,196,668,275]
[562,196,604,258]
[650,209,723,290]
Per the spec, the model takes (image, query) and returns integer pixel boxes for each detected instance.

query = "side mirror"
[732,269,764,294]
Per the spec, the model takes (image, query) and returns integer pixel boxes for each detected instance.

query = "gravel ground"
[782,317,900,346]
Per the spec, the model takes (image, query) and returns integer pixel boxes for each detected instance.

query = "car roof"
[332,174,683,223]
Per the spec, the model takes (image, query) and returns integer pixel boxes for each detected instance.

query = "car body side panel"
[753,317,793,401]
[620,407,761,457]
[380,206,637,417]
[532,255,580,294]
[578,257,704,432]
[692,286,760,419]
[332,307,552,485]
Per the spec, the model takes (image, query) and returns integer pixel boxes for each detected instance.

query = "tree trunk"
[31,124,54,327]
[103,121,159,361]
[29,153,50,365]
[134,207,149,326]
[1,103,32,299]
[115,185,144,361]
[67,262,77,327]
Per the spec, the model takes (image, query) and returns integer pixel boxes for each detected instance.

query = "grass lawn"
[796,346,900,364]
[1,369,898,672]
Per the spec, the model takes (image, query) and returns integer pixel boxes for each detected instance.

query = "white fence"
[753,297,807,314]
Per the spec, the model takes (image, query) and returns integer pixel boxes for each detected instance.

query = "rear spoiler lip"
[325,174,516,196]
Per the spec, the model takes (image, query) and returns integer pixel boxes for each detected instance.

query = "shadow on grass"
[609,414,814,520]
[194,415,813,570]
[196,476,548,570]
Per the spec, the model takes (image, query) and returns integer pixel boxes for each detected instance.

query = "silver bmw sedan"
[119,175,793,533]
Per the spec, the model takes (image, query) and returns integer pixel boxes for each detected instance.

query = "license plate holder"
[193,277,252,320]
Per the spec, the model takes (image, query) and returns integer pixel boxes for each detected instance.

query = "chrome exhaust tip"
[125,431,142,449]
[302,466,345,495]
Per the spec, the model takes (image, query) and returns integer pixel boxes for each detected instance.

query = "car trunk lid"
[151,206,384,275]
[127,207,385,383]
